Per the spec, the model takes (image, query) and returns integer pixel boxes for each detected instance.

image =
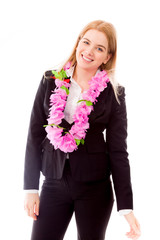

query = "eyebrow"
[82,37,107,50]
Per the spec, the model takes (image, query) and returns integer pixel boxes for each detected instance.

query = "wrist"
[119,209,133,216]
[24,189,39,194]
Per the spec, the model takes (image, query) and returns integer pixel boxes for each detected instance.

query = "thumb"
[34,202,39,216]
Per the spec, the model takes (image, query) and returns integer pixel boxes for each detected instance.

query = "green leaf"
[51,70,62,80]
[77,99,85,103]
[60,69,68,79]
[75,139,81,146]
[80,139,85,145]
[86,101,93,106]
[61,85,69,95]
[43,123,65,129]
[51,69,68,81]
[77,99,93,106]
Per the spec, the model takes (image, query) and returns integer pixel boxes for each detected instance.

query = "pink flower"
[50,99,66,111]
[54,88,68,98]
[55,79,71,88]
[82,89,99,102]
[50,92,67,103]
[77,101,93,114]
[60,133,77,153]
[46,126,64,149]
[53,134,64,150]
[45,126,54,139]
[47,111,64,125]
[46,126,62,143]
[63,62,72,70]
[73,110,89,123]
[90,78,107,92]
[70,125,87,139]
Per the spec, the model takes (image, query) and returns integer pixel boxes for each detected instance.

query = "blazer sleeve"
[106,87,133,211]
[23,75,47,190]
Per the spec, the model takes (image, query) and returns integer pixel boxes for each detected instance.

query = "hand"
[24,193,40,221]
[124,211,141,239]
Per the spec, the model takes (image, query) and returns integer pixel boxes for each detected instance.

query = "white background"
[0,0,160,239]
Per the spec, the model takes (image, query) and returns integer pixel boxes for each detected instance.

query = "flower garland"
[44,63,110,153]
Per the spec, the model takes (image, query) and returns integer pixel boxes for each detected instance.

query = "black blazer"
[24,71,133,211]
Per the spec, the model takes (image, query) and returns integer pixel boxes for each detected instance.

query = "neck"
[73,65,97,84]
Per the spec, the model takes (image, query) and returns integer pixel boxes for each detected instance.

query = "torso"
[74,80,90,93]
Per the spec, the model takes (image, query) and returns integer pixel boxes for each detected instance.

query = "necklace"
[44,63,110,153]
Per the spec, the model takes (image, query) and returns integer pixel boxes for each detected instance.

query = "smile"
[82,54,93,62]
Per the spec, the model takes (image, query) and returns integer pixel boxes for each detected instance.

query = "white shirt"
[25,70,132,216]
[63,78,83,124]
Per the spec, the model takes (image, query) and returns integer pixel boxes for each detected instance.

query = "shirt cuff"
[24,189,39,193]
[119,209,133,216]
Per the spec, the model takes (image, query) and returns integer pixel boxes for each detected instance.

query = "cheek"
[77,41,87,53]
[76,47,80,60]
[95,54,103,63]
[76,45,84,61]
[98,54,108,64]
[76,45,80,57]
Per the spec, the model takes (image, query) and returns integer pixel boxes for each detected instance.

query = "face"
[76,29,110,73]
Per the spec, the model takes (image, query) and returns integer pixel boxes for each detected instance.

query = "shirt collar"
[66,65,100,79]
[66,66,80,87]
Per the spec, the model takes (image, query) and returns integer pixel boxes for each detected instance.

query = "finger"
[30,207,37,221]
[127,234,139,239]
[26,208,30,217]
[34,202,39,216]
[24,203,28,211]
[126,233,138,239]
[134,218,141,232]
[132,223,141,235]
[25,205,32,217]
[126,228,137,238]
[126,228,140,239]
[136,221,141,235]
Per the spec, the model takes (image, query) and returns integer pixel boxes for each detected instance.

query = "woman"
[24,20,141,240]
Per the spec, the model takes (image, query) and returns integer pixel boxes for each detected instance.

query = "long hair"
[62,20,120,101]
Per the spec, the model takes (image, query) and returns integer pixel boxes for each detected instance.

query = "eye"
[83,40,89,45]
[97,47,103,52]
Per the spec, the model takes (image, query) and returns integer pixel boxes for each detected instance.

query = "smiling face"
[76,29,111,73]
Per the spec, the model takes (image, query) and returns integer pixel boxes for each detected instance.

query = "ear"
[103,53,112,64]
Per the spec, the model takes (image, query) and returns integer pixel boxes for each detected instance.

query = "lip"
[81,54,93,62]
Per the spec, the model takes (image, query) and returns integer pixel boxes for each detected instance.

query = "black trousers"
[31,159,114,240]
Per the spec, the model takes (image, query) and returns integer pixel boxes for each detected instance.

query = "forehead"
[82,29,108,47]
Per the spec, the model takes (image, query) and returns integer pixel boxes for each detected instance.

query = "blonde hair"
[62,20,120,101]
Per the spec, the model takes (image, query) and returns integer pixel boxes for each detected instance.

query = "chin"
[77,60,95,70]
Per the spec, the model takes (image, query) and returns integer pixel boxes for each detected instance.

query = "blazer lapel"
[60,118,74,131]
[88,88,106,123]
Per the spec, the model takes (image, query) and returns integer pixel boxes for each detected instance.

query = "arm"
[24,189,39,193]
[106,87,141,238]
[24,75,48,220]
[24,75,47,190]
[106,86,133,211]
[119,209,132,216]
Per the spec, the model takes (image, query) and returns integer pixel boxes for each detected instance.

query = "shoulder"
[110,83,126,102]
[40,70,57,89]
[43,70,56,82]
[117,85,126,104]
[107,83,127,115]
[36,70,57,96]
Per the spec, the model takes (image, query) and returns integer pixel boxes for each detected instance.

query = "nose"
[85,46,94,56]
